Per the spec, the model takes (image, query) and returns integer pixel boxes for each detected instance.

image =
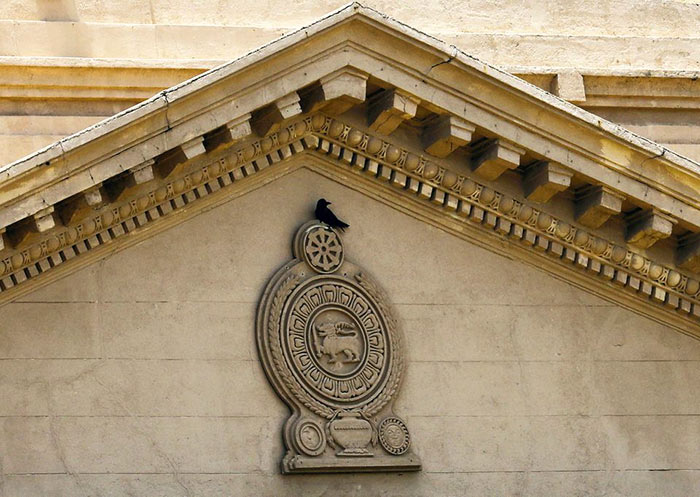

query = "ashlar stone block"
[551,71,586,103]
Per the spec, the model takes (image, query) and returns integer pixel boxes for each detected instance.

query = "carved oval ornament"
[378,416,411,455]
[256,221,419,473]
[283,277,390,409]
[293,418,326,457]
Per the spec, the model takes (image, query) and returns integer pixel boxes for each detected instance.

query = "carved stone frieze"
[305,115,700,321]
[256,222,420,473]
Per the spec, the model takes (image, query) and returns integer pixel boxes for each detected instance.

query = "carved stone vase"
[256,221,421,473]
[329,412,373,456]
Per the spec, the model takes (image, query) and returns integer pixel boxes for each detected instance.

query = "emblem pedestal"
[256,221,421,474]
[284,453,422,473]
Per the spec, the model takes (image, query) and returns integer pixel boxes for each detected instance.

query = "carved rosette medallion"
[257,221,421,473]
[378,417,411,455]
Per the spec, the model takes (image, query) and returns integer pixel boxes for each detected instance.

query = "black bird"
[315,198,349,232]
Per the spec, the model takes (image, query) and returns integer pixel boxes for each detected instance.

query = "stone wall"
[1,0,698,70]
[0,0,699,166]
[1,168,699,496]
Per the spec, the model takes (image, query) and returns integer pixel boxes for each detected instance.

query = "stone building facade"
[0,2,699,496]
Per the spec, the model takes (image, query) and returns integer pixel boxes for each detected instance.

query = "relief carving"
[256,221,421,473]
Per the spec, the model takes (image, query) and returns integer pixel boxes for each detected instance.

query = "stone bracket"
[225,114,253,142]
[59,185,106,226]
[422,115,475,158]
[469,139,524,181]
[252,92,303,136]
[677,233,700,273]
[180,137,207,161]
[33,206,56,233]
[155,137,207,179]
[204,114,253,152]
[523,161,573,203]
[368,88,420,135]
[301,68,368,115]
[131,160,156,185]
[83,185,105,207]
[7,206,57,248]
[626,209,677,249]
[575,185,624,228]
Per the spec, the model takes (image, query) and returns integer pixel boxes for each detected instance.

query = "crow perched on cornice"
[315,198,349,232]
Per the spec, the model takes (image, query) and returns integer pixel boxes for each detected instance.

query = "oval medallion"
[282,277,390,409]
[378,417,411,455]
[294,419,326,457]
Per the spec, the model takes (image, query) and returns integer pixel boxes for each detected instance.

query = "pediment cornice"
[0,3,698,336]
[0,112,697,336]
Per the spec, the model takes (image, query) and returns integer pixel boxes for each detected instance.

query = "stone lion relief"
[256,221,421,473]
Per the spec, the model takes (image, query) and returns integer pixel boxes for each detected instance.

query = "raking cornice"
[0,113,698,337]
[0,3,698,337]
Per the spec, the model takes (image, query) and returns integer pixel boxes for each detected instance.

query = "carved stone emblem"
[257,221,421,473]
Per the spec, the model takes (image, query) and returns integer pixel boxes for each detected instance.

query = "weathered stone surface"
[0,0,697,492]
[0,302,99,358]
[422,115,475,158]
[469,139,524,180]
[251,92,302,136]
[301,67,368,115]
[575,185,624,228]
[367,88,419,135]
[551,71,586,102]
[626,209,676,249]
[130,159,155,184]
[5,470,700,497]
[522,160,573,202]
[13,263,99,303]
[100,302,256,359]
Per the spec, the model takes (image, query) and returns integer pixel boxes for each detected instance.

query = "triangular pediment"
[0,3,699,337]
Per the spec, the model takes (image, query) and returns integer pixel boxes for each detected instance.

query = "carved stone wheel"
[301,225,344,274]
